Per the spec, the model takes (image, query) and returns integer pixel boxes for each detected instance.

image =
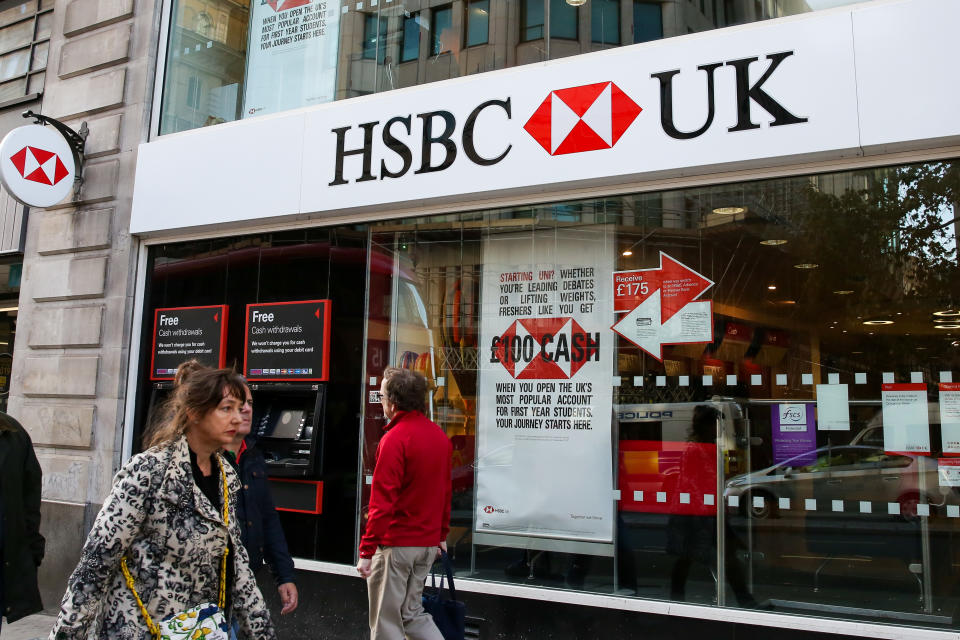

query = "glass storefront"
[137,158,960,629]
[158,0,870,134]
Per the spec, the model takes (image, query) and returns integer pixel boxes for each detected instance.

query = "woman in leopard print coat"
[49,367,276,639]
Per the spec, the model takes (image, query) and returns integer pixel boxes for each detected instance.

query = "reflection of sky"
[807,0,875,9]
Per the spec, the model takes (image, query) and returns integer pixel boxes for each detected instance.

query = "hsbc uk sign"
[328,51,806,185]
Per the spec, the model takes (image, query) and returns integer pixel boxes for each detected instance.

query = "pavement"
[1,612,57,640]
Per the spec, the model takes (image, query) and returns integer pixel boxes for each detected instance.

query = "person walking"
[49,365,276,640]
[357,367,453,640]
[223,381,298,634]
[0,410,45,633]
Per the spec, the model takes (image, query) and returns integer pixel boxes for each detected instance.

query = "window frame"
[464,0,490,48]
[590,0,620,45]
[430,4,454,56]
[0,0,53,107]
[399,11,421,63]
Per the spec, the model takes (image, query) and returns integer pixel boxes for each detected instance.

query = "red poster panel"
[244,300,331,382]
[150,305,228,381]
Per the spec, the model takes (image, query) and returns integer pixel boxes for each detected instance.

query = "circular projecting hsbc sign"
[0,124,75,207]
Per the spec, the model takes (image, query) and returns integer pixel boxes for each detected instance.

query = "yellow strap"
[123,455,231,633]
[121,557,161,639]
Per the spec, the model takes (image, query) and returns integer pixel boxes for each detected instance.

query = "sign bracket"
[21,110,87,201]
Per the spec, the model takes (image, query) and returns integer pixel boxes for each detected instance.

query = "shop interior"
[135,160,960,628]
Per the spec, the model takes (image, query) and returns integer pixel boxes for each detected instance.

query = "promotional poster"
[475,228,614,543]
[244,0,340,118]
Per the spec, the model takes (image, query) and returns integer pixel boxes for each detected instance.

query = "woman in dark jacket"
[0,411,45,630]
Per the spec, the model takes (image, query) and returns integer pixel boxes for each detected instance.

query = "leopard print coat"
[49,436,276,639]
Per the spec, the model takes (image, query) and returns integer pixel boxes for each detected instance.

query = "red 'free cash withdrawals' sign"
[611,253,714,361]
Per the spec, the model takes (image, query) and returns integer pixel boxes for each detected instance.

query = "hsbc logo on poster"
[265,0,309,11]
[489,317,600,379]
[524,81,642,156]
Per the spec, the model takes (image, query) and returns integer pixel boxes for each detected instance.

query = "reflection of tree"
[798,162,960,311]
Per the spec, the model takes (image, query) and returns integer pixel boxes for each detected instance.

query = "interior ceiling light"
[934,309,960,317]
[863,320,894,325]
[933,318,958,323]
[566,0,586,6]
[779,300,796,305]
[833,290,854,295]
[767,284,777,290]
[794,263,819,269]
[760,239,787,246]
[935,324,960,329]
[713,206,747,215]
[621,249,633,256]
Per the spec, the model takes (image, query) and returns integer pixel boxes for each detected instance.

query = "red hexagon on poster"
[492,317,599,379]
[267,0,310,11]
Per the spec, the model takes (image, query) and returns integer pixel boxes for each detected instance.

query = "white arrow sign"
[612,292,713,360]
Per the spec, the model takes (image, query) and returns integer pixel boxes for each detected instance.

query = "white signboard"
[940,382,960,454]
[881,383,930,454]
[778,404,808,432]
[475,227,614,543]
[0,125,75,207]
[244,0,340,118]
[816,384,850,431]
[938,459,960,488]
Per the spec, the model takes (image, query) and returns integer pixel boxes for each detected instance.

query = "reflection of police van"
[615,400,743,451]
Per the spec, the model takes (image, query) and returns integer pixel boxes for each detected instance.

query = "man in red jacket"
[357,367,452,640]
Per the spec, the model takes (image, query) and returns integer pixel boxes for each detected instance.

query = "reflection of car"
[725,445,944,520]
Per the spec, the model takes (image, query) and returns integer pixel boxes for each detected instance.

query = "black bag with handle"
[422,551,466,640]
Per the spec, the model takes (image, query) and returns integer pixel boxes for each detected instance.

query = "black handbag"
[422,551,466,640]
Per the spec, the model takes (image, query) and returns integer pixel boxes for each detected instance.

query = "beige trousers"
[367,546,445,640]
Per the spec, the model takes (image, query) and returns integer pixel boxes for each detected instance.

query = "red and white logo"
[0,124,75,208]
[491,317,599,379]
[524,81,642,156]
[8,146,69,186]
[266,0,309,11]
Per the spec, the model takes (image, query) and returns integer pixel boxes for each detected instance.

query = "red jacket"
[359,410,453,558]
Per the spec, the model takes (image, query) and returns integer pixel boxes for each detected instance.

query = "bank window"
[0,0,52,105]
[550,0,578,39]
[159,0,249,134]
[591,0,620,44]
[431,5,454,55]
[633,1,662,42]
[465,0,489,47]
[363,13,380,60]
[400,12,421,62]
[520,0,544,41]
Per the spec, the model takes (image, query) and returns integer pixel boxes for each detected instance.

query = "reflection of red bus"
[617,402,743,517]
[618,440,716,516]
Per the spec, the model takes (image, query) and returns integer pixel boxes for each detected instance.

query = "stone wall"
[6,0,160,608]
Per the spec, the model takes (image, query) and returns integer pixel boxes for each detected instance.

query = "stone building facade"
[3,0,158,607]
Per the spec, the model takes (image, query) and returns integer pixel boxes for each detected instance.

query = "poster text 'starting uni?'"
[476,228,615,545]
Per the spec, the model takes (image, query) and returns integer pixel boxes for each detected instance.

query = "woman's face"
[191,387,244,447]
[238,386,253,439]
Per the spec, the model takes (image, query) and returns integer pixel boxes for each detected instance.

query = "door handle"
[883,476,900,481]
[827,479,842,485]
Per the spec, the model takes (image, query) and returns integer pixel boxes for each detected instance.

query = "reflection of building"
[339,0,814,97]
[161,0,249,132]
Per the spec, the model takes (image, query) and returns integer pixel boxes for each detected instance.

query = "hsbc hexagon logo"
[0,124,76,208]
[490,317,599,379]
[524,81,642,156]
[266,0,309,11]
[9,146,69,186]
